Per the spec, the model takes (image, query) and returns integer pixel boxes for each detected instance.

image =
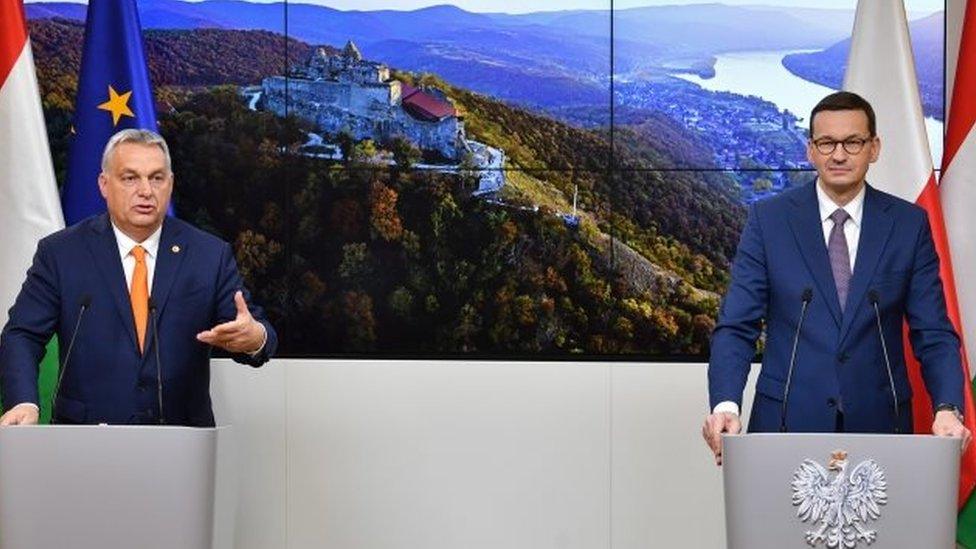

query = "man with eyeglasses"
[0,129,278,426]
[702,91,970,465]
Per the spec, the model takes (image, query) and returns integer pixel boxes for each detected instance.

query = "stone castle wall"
[263,77,464,160]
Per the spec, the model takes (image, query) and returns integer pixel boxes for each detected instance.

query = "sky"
[27,0,947,15]
[218,0,945,13]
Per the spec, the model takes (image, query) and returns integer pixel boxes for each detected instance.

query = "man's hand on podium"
[932,410,972,452]
[0,403,39,426]
[702,411,741,466]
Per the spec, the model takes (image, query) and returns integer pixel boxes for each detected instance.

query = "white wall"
[211,359,759,549]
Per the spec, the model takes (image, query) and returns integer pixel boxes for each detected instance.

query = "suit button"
[827,398,837,407]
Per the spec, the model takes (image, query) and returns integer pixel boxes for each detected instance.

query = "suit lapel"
[86,215,140,352]
[838,185,894,346]
[787,183,842,329]
[149,218,187,328]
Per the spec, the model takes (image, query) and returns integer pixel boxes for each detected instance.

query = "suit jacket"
[0,214,278,426]
[708,182,963,433]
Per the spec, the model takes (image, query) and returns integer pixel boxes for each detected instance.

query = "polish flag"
[0,0,64,329]
[843,0,976,508]
[943,1,976,542]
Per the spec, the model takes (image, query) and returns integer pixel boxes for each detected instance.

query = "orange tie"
[130,245,149,353]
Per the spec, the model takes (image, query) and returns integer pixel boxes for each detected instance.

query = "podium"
[722,433,960,548]
[0,425,236,549]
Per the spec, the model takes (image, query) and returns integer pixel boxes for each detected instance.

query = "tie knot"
[829,208,850,226]
[131,245,146,262]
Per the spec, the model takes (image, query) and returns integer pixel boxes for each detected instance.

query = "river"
[675,49,944,167]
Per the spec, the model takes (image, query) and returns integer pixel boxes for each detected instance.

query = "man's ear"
[868,136,881,164]
[97,173,109,199]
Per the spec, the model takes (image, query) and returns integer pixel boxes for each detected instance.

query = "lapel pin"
[172,245,181,254]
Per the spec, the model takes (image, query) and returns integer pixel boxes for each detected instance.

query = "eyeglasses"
[811,137,873,156]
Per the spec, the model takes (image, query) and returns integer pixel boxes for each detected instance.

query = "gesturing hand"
[197,291,266,354]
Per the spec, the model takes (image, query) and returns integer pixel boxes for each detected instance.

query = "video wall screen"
[24,0,945,358]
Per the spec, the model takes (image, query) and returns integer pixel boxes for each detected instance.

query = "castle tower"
[342,40,363,62]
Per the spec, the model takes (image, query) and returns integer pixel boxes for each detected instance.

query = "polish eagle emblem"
[790,450,888,548]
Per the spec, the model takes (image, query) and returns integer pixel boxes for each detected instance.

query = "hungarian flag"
[942,0,976,544]
[843,0,976,523]
[0,0,65,421]
[62,0,162,225]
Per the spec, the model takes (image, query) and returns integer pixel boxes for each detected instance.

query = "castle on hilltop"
[262,41,467,160]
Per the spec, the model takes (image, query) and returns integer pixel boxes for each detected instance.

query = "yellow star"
[97,85,134,126]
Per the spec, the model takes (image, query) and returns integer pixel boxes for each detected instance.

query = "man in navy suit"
[0,129,277,426]
[703,92,970,465]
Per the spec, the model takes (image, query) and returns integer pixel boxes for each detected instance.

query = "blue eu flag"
[62,0,160,225]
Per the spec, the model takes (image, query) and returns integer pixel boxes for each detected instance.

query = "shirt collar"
[112,221,163,260]
[816,180,865,228]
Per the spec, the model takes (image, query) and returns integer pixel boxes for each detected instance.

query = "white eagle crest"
[791,450,888,548]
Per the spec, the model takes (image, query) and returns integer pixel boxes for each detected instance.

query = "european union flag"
[62,0,160,225]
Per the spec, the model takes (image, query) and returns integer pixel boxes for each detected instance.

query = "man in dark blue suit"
[703,92,970,465]
[0,129,277,426]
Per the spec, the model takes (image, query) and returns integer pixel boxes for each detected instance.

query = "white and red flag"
[843,0,976,512]
[942,0,976,544]
[0,0,64,421]
[0,0,64,329]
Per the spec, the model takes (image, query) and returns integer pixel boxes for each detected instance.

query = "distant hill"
[28,18,314,98]
[605,4,853,71]
[782,12,944,120]
[26,0,857,109]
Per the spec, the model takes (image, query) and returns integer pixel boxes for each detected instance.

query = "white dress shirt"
[113,223,163,292]
[816,180,863,273]
[711,182,866,417]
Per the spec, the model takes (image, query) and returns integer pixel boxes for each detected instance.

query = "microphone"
[869,290,900,434]
[148,298,164,425]
[781,287,813,432]
[52,295,92,421]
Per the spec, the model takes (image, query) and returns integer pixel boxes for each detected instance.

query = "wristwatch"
[935,403,964,422]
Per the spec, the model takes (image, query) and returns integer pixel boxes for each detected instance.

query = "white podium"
[0,425,236,549]
[722,433,960,549]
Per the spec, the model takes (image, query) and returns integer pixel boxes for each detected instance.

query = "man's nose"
[134,178,153,195]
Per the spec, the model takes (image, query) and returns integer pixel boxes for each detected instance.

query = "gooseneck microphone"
[869,290,900,434]
[148,298,164,424]
[781,288,814,432]
[51,295,92,420]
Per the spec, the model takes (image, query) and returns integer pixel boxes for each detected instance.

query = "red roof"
[401,83,456,122]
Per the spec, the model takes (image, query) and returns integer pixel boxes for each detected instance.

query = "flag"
[0,0,65,422]
[941,0,976,544]
[62,0,161,225]
[843,0,976,516]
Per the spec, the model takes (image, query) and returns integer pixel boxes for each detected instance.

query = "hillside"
[28,23,745,356]
[29,18,314,96]
[159,88,724,356]
[782,12,944,120]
